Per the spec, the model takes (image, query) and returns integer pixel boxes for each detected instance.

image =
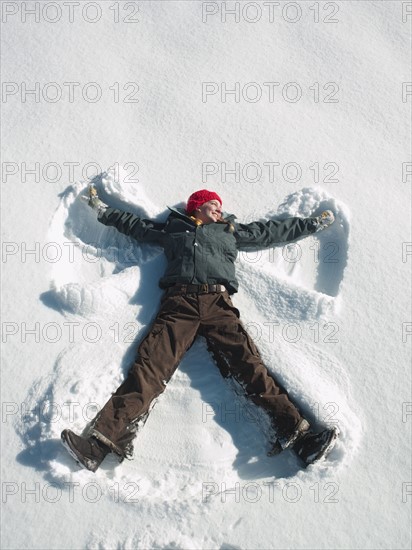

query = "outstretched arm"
[84,185,166,246]
[234,211,335,250]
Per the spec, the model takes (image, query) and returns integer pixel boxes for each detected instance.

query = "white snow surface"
[1,2,411,549]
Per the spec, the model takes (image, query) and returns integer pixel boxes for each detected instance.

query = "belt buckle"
[200,284,209,294]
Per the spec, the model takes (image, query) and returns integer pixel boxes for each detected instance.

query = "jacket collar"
[167,206,236,224]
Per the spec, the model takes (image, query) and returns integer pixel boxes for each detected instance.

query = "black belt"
[165,283,227,296]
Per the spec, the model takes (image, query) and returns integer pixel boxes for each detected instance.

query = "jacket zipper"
[190,225,200,283]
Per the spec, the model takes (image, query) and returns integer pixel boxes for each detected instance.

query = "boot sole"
[299,426,340,467]
[61,430,100,473]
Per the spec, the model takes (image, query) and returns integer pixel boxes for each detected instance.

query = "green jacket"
[98,206,318,294]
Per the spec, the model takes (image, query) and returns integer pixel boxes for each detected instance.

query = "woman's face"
[195,200,222,224]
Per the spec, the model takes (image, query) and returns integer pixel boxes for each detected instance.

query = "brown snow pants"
[91,289,302,457]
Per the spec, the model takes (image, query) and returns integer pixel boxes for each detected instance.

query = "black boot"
[61,429,110,472]
[267,419,311,456]
[293,426,339,466]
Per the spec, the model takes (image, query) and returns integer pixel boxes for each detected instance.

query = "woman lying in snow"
[61,188,338,472]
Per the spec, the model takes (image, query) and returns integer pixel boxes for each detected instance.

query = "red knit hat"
[186,189,222,214]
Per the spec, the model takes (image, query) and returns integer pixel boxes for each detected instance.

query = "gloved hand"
[83,184,108,216]
[313,210,335,231]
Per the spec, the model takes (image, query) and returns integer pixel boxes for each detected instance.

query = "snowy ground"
[1,1,411,549]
